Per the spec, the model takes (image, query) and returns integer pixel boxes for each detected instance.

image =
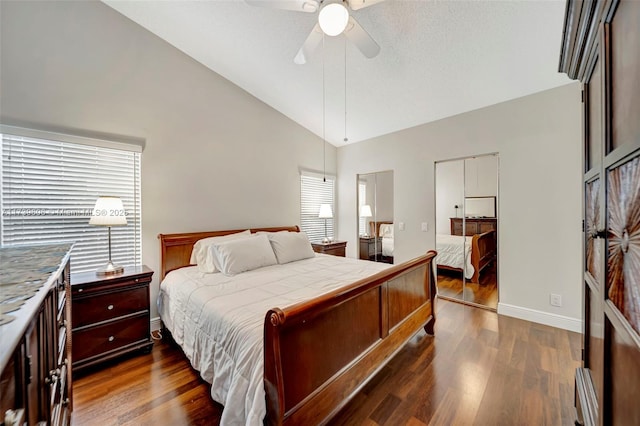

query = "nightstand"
[359,236,381,260]
[70,265,154,374]
[311,240,347,257]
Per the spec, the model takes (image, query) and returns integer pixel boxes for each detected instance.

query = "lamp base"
[96,260,124,276]
[322,237,331,243]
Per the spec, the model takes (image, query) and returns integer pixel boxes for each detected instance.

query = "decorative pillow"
[189,230,252,273]
[267,231,315,264]
[210,234,278,276]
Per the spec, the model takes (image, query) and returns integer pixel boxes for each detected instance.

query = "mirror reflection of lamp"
[360,204,373,237]
[318,204,333,243]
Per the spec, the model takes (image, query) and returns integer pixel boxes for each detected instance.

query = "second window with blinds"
[299,170,335,243]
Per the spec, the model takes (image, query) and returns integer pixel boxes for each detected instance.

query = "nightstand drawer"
[72,314,149,362]
[72,286,148,328]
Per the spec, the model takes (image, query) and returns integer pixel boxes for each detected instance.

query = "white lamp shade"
[89,196,128,226]
[360,204,372,218]
[318,2,349,36]
[318,203,333,219]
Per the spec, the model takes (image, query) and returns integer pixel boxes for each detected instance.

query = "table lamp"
[318,204,333,243]
[89,196,127,276]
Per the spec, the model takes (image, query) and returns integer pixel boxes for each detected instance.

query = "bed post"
[264,308,285,426]
[424,259,437,335]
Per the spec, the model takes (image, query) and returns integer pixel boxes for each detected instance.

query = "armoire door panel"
[606,154,640,335]
[585,178,602,283]
[609,0,640,152]
[585,283,604,406]
[608,315,640,426]
[586,55,603,172]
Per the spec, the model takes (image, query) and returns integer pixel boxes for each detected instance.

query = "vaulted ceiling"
[103,0,571,146]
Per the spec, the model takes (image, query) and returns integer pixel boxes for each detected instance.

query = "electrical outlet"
[399,222,405,231]
[550,293,562,307]
[421,222,428,232]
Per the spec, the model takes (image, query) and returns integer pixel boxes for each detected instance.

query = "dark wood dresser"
[0,244,73,426]
[70,265,153,374]
[450,217,497,236]
[559,1,640,424]
[311,241,347,257]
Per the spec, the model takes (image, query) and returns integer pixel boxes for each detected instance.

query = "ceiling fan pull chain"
[344,36,348,143]
[322,33,326,182]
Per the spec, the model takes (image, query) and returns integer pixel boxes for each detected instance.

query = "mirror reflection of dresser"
[450,217,497,236]
[359,236,381,260]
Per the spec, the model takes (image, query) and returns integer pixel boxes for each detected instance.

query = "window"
[358,181,366,236]
[1,126,142,273]
[300,170,335,243]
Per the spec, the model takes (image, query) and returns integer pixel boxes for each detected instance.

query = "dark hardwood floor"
[437,262,498,309]
[72,299,581,425]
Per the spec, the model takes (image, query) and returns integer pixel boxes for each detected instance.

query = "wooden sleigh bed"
[437,229,496,284]
[158,226,436,425]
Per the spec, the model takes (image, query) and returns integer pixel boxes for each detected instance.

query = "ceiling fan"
[246,0,383,64]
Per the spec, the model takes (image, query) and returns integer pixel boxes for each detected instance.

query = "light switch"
[399,222,405,231]
[421,222,428,232]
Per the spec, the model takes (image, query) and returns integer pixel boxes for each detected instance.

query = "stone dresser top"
[0,243,72,372]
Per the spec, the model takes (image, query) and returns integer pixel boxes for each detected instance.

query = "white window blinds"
[1,131,142,273]
[300,171,335,243]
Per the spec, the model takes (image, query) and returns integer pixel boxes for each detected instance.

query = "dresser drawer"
[72,314,149,362]
[72,286,148,328]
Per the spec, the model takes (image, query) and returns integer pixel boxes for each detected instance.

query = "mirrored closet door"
[357,171,394,264]
[435,154,498,310]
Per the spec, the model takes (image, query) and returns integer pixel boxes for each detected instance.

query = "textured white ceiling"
[103,0,571,147]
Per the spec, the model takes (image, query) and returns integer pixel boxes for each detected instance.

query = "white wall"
[337,83,583,331]
[0,1,336,321]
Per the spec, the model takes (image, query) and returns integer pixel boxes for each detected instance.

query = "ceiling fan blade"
[294,24,323,64]
[344,16,380,58]
[245,0,318,13]
[347,0,385,11]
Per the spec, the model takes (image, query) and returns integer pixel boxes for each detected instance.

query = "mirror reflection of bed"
[434,155,498,310]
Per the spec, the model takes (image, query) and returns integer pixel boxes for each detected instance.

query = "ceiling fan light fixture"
[318,2,349,36]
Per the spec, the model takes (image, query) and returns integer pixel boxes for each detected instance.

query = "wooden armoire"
[559,1,640,425]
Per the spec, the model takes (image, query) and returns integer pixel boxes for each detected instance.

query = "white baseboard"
[497,303,582,333]
[150,316,162,332]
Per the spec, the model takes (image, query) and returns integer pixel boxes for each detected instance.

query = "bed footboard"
[264,251,436,425]
[470,230,496,283]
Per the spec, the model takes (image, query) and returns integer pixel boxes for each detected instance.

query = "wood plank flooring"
[71,300,581,425]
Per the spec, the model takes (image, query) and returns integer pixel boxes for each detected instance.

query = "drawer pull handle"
[108,336,115,342]
[107,304,114,310]
[78,288,83,293]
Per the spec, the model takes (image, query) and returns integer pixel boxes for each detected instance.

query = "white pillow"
[379,223,394,238]
[211,234,278,276]
[189,230,252,273]
[267,231,315,264]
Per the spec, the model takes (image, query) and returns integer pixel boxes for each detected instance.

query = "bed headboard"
[157,226,300,280]
[369,221,393,238]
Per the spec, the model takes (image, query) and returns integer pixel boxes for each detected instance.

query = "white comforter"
[435,234,474,279]
[158,254,390,425]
